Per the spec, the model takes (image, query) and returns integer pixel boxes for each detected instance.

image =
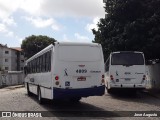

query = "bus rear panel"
[52,43,105,99]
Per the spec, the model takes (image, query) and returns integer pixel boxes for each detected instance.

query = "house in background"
[0,44,25,71]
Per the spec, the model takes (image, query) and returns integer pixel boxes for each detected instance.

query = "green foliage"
[93,0,160,60]
[21,35,56,59]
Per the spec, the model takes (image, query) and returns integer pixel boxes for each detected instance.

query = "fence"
[0,71,24,88]
[146,63,160,90]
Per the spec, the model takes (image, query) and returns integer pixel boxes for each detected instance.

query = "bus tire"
[106,83,112,94]
[38,87,43,104]
[107,87,113,94]
[70,97,81,102]
[27,83,31,96]
[131,89,137,94]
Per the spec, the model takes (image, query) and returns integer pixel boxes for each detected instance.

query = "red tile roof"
[10,47,23,51]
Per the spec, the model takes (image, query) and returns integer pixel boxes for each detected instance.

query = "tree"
[93,0,160,61]
[21,35,56,59]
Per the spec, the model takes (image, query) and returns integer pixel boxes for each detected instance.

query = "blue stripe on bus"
[53,85,105,99]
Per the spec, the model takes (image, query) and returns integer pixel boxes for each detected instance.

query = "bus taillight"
[101,74,105,84]
[102,75,105,79]
[110,75,114,80]
[143,75,146,80]
[55,76,59,80]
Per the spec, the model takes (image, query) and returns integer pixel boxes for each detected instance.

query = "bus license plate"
[77,77,86,81]
[125,78,131,81]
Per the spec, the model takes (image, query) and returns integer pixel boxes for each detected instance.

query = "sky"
[0,0,105,47]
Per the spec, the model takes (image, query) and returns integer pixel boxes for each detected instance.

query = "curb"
[0,85,25,90]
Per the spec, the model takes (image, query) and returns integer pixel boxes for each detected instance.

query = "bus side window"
[28,62,31,73]
[24,65,28,75]
[37,57,40,73]
[105,58,109,72]
[42,54,45,72]
[44,53,47,72]
[48,50,51,72]
[39,55,42,73]
[45,51,51,72]
[31,60,33,73]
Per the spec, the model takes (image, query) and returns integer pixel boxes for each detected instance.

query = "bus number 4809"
[76,69,87,73]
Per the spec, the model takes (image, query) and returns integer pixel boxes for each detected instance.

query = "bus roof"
[55,42,100,46]
[25,42,101,63]
[111,51,143,54]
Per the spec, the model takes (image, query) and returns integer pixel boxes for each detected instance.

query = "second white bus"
[24,42,105,103]
[105,51,146,93]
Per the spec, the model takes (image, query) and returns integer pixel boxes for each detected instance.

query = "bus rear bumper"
[110,84,146,89]
[53,85,105,99]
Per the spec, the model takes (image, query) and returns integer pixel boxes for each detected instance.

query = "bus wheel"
[106,83,112,94]
[107,87,113,94]
[70,97,81,103]
[38,87,43,104]
[27,83,31,96]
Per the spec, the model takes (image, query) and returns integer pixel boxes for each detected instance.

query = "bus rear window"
[58,45,101,61]
[111,53,144,65]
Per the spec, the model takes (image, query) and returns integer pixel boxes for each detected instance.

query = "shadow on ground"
[106,89,160,107]
[26,93,123,118]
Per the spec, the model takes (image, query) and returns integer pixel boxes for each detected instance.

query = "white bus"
[105,51,146,93]
[24,42,105,103]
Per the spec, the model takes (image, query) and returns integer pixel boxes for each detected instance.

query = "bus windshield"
[58,45,101,62]
[111,53,144,65]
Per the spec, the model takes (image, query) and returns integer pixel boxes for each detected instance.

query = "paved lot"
[0,86,160,120]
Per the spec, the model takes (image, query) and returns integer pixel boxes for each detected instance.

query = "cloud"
[0,0,105,18]
[0,0,42,18]
[6,31,14,37]
[59,33,91,43]
[51,24,60,31]
[0,0,22,19]
[40,0,105,17]
[0,23,7,33]
[0,23,21,45]
[17,37,24,43]
[0,23,14,37]
[85,17,100,32]
[74,33,90,42]
[23,16,60,30]
[61,34,72,42]
[2,17,17,26]
[20,0,43,16]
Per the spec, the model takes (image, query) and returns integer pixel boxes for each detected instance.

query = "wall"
[0,71,24,88]
[146,63,160,89]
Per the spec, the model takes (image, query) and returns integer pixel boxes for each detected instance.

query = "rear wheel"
[107,83,113,94]
[107,88,113,94]
[27,83,31,96]
[131,89,137,94]
[38,87,43,104]
[70,97,81,102]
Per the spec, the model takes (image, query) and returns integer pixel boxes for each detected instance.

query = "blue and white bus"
[105,51,146,93]
[24,42,105,103]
